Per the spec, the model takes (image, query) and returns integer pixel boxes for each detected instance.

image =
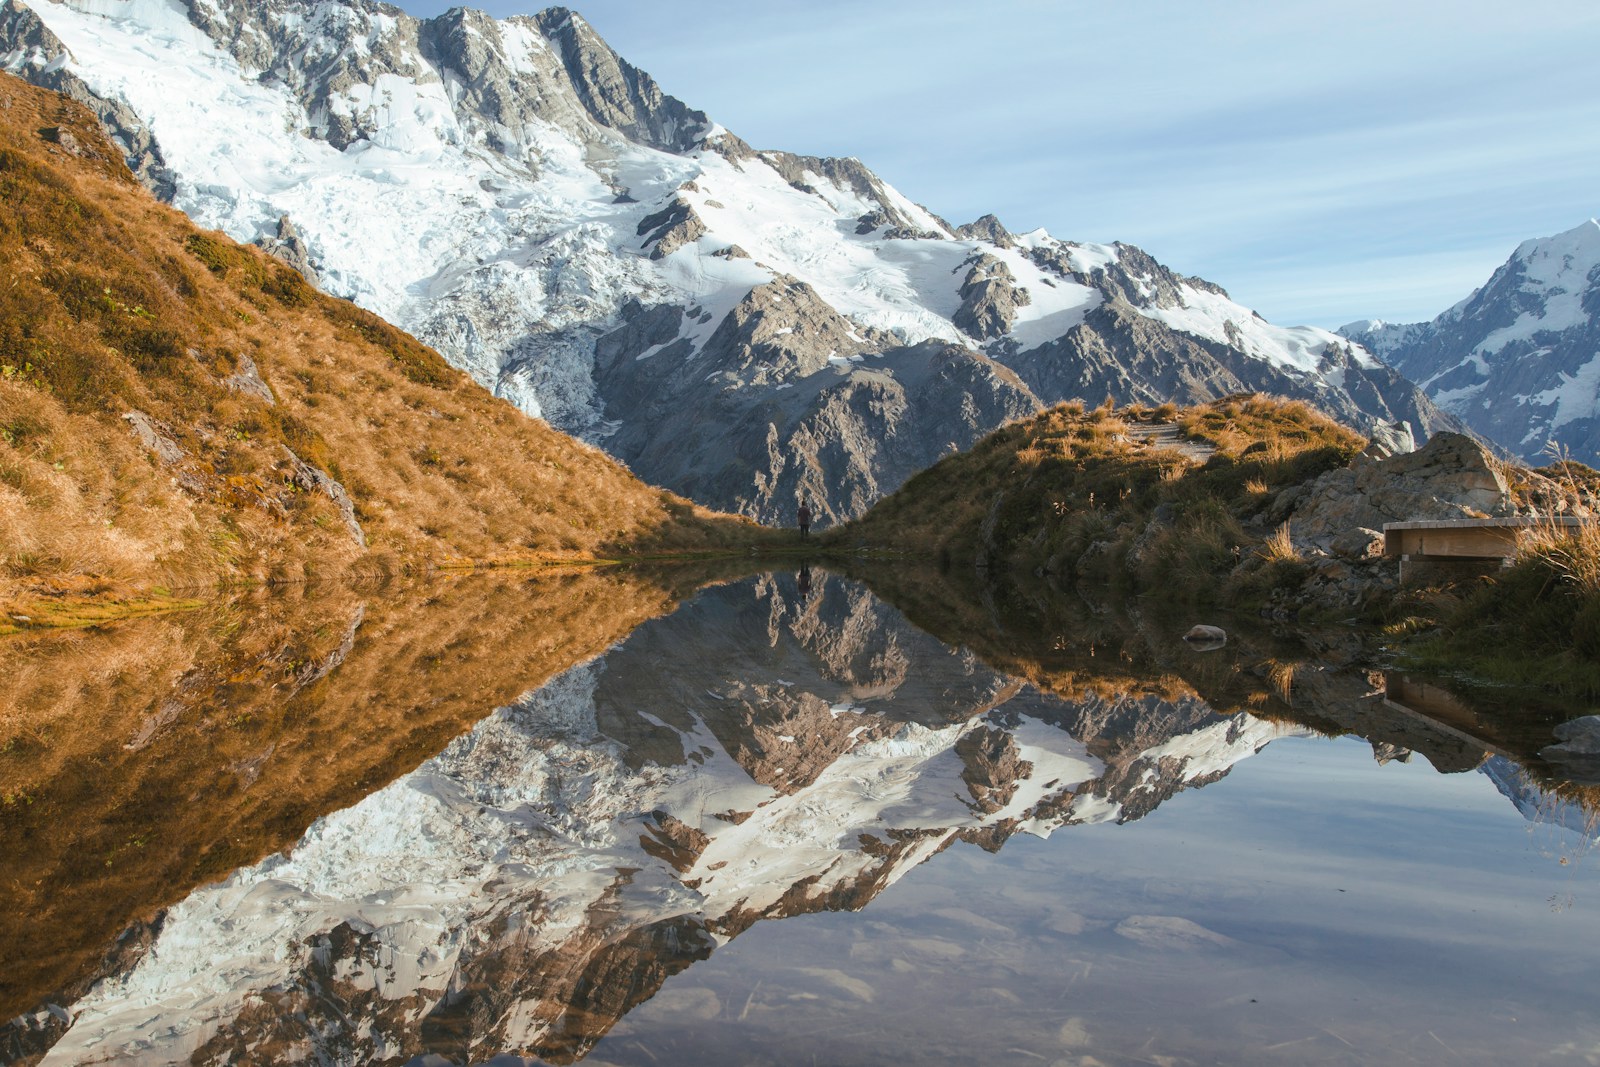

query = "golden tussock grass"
[1257,522,1301,565]
[0,74,770,609]
[1517,520,1600,598]
[836,393,1363,600]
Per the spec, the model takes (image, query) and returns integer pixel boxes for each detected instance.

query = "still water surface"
[5,567,1600,1065]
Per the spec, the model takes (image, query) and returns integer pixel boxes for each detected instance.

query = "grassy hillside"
[0,74,768,617]
[838,395,1364,599]
[841,394,1600,694]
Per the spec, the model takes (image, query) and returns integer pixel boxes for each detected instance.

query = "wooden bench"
[1383,517,1592,585]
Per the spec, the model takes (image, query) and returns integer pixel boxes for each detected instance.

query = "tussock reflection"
[0,566,696,1047]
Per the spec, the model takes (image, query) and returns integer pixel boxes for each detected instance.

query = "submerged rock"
[1545,716,1600,756]
[1539,717,1600,784]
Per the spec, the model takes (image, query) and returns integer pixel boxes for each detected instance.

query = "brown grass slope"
[837,395,1365,600]
[0,74,766,614]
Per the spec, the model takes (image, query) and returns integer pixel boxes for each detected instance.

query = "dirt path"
[1125,422,1216,463]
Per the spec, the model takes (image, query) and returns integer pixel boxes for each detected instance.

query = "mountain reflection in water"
[6,567,1600,1066]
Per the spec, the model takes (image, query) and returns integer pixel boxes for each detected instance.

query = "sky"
[395,1,1600,330]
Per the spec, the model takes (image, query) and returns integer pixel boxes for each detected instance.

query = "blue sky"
[397,1,1600,329]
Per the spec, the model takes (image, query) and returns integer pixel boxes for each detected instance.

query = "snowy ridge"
[1340,219,1600,464]
[36,575,1306,1064]
[2,0,1452,519]
[1479,756,1600,840]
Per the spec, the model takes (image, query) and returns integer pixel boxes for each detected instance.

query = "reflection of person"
[797,502,813,540]
[797,563,812,602]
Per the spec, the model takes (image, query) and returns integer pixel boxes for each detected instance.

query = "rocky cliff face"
[1341,220,1600,466]
[3,0,1463,521]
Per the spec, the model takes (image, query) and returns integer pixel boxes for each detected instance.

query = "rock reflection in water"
[11,567,1600,1066]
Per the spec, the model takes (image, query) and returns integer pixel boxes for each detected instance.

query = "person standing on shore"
[797,501,813,540]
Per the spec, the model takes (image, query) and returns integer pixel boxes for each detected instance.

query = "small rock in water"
[1545,715,1600,755]
[1114,914,1237,950]
[1182,625,1227,649]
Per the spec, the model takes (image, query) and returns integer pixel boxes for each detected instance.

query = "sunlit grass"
[835,394,1364,605]
[0,73,770,609]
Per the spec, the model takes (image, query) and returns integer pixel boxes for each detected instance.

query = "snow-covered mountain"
[1,0,1461,520]
[1341,220,1600,466]
[19,573,1302,1065]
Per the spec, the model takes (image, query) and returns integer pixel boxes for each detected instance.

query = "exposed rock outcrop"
[635,197,706,260]
[954,214,1014,249]
[761,150,949,239]
[953,254,1031,341]
[221,352,277,405]
[121,411,186,469]
[530,6,711,153]
[281,445,366,548]
[1283,432,1512,557]
[955,724,1031,814]
[253,215,319,285]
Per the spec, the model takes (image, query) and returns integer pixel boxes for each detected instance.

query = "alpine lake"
[4,561,1599,1067]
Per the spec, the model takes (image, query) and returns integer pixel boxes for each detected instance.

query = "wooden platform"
[1381,674,1507,763]
[1383,517,1592,585]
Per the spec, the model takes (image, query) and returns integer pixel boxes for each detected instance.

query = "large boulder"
[1284,431,1512,556]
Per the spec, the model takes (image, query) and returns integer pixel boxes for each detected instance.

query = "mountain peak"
[1511,216,1600,270]
[1344,217,1600,464]
[529,4,710,153]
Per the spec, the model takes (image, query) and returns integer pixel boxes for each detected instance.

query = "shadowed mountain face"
[1,0,1468,523]
[12,567,1595,1065]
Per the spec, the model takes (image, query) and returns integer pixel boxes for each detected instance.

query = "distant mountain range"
[1,0,1468,521]
[1341,219,1600,467]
